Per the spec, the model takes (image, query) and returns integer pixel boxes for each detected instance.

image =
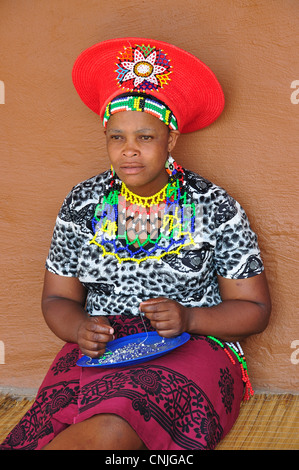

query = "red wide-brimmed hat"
[72,37,224,133]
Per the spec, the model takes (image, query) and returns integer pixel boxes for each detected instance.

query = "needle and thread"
[88,307,166,365]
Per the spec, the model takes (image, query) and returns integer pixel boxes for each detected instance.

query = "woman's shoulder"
[64,170,110,207]
[71,170,110,194]
[184,168,228,199]
[183,168,241,224]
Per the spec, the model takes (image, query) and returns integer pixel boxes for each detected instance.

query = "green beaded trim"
[103,94,178,130]
[207,336,254,401]
[207,336,248,370]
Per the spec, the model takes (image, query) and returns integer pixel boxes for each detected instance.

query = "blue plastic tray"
[76,331,190,368]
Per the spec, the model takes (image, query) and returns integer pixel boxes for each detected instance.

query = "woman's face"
[105,111,180,196]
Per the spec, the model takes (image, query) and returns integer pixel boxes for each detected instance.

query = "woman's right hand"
[76,316,114,358]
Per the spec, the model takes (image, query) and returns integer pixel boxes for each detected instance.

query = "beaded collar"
[90,157,196,263]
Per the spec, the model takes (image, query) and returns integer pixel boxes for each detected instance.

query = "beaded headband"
[103,93,178,130]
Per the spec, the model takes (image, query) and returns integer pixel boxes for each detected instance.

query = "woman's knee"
[44,413,146,450]
[90,413,146,450]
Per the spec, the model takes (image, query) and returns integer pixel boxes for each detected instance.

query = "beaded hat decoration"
[115,42,173,91]
[72,37,224,133]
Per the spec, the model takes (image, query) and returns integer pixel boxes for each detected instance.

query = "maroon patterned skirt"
[1,315,246,450]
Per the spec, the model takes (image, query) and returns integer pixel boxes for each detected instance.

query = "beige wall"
[0,0,298,394]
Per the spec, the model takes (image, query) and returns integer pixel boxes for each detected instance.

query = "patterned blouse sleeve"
[213,193,264,279]
[45,191,81,277]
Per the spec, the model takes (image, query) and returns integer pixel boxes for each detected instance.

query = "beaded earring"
[165,154,175,176]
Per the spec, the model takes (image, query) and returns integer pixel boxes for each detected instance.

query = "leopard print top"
[46,168,264,316]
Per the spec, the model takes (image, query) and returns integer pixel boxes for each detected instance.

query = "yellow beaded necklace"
[120,182,168,208]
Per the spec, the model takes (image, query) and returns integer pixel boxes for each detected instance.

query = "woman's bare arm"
[187,271,271,341]
[41,270,114,357]
[142,271,271,342]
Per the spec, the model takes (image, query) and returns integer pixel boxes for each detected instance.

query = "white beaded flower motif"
[115,44,172,92]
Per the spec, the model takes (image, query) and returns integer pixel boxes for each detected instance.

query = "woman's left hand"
[140,297,189,338]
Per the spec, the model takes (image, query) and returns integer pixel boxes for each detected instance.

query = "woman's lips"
[120,165,145,175]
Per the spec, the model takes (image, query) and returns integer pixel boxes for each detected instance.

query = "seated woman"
[0,38,271,451]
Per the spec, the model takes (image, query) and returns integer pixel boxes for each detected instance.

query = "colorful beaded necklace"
[90,157,196,263]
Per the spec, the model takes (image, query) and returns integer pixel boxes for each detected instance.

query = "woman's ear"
[168,130,180,153]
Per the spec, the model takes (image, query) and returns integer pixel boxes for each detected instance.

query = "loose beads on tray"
[86,338,168,366]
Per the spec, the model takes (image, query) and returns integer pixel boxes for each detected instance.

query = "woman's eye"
[140,135,153,141]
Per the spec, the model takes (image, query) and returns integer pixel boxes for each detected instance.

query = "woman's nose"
[123,149,138,157]
[122,139,139,158]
